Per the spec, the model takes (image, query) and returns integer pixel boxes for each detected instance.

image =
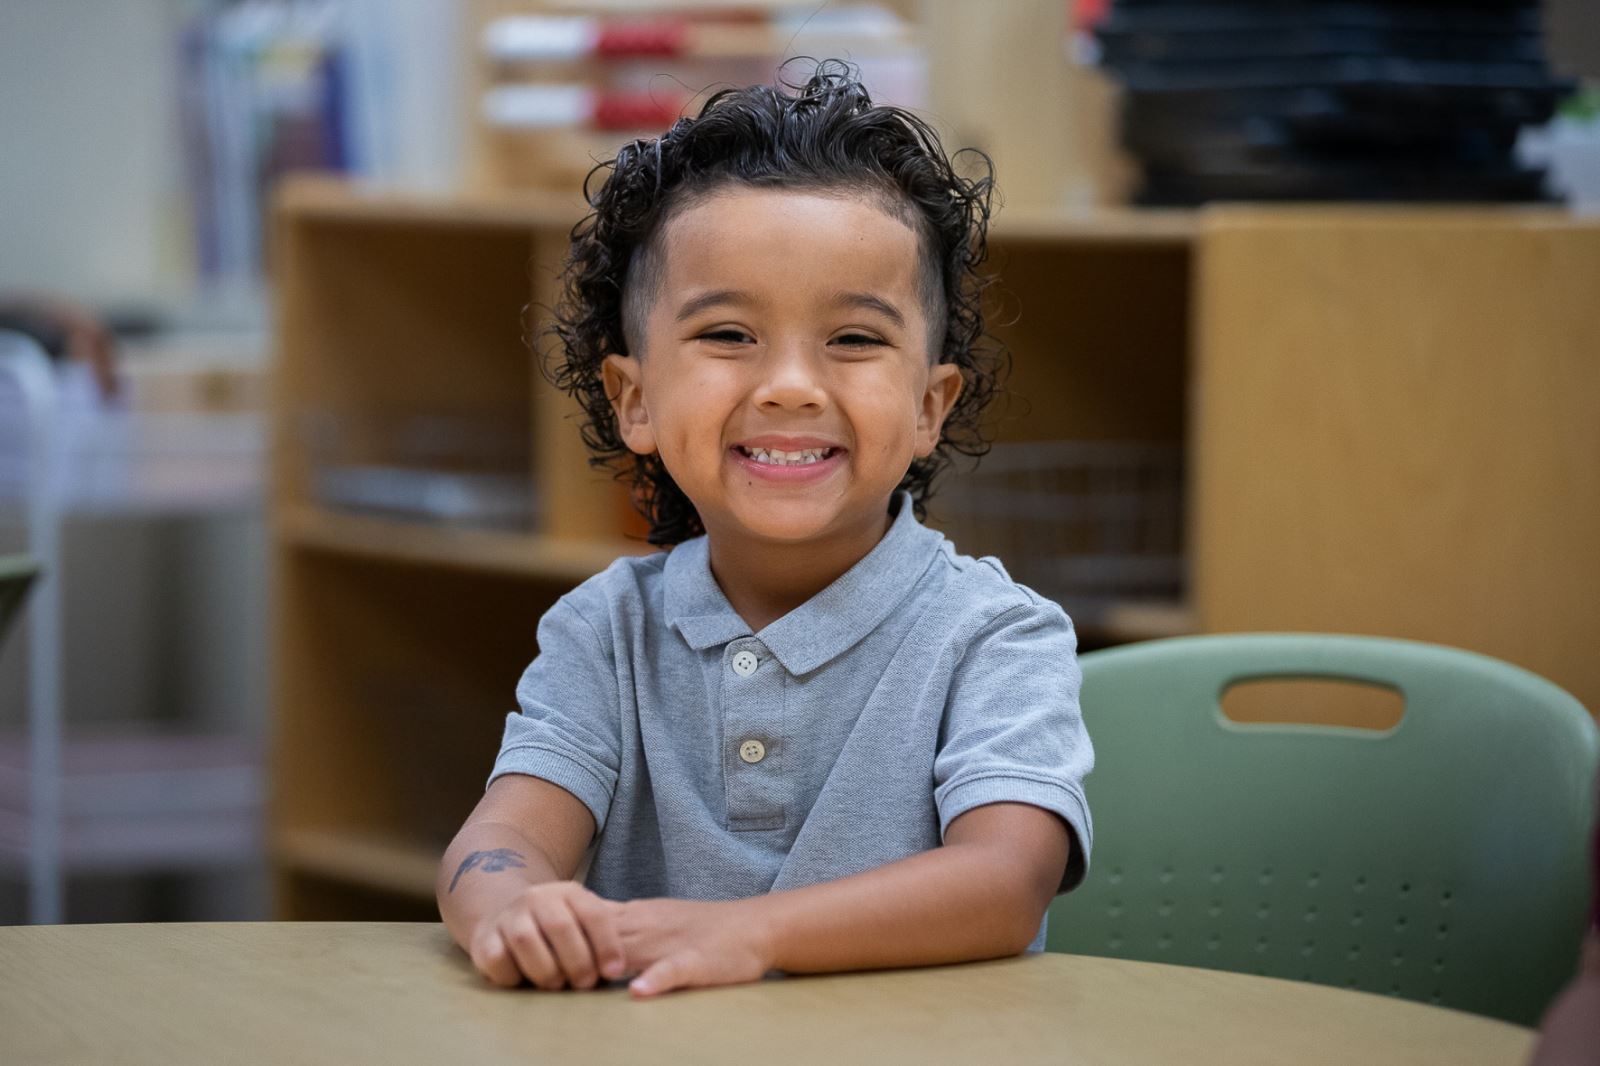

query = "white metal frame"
[0,332,66,922]
[0,329,267,924]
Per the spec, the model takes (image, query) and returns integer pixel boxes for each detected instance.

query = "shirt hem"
[935,772,1093,892]
[487,744,615,833]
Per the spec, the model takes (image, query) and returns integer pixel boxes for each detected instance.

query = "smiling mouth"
[733,445,841,467]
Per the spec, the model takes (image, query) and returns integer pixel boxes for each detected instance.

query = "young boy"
[436,64,1094,998]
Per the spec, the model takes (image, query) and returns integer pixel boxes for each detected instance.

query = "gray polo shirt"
[489,492,1094,951]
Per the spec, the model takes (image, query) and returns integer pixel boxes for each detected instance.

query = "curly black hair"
[542,60,1003,546]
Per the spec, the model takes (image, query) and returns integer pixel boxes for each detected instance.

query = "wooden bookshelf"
[269,179,1599,918]
[271,181,600,919]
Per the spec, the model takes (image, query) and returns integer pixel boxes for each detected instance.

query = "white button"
[738,739,766,764]
[731,650,759,677]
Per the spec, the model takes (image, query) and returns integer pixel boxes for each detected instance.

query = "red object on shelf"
[1074,0,1112,32]
[593,91,686,131]
[595,19,690,59]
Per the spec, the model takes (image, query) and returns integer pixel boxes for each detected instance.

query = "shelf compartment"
[273,213,540,513]
[272,553,558,856]
[298,406,536,529]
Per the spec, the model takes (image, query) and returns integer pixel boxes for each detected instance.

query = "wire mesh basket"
[933,440,1186,619]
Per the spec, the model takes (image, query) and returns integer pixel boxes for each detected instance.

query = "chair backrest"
[1046,633,1598,1025]
[0,554,39,649]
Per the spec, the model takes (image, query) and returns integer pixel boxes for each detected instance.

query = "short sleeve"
[487,596,622,834]
[933,600,1095,893]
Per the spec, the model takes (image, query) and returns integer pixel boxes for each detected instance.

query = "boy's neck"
[703,505,895,634]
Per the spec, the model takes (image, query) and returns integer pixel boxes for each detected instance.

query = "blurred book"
[178,1,356,299]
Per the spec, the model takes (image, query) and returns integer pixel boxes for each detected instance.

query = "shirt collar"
[663,491,944,676]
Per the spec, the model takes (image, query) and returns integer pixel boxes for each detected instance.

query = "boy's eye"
[832,333,884,348]
[697,328,754,345]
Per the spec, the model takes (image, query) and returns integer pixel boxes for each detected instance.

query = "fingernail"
[630,978,651,995]
[603,959,624,979]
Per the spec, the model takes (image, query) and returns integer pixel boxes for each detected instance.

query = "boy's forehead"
[657,188,923,302]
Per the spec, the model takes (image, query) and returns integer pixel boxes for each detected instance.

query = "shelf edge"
[276,505,651,583]
[274,827,441,902]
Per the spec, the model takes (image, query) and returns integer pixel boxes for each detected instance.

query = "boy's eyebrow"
[673,288,908,327]
[831,291,906,328]
[674,289,750,322]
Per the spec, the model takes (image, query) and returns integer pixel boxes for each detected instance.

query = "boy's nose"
[752,345,827,411]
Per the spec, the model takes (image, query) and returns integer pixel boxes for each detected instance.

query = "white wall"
[0,0,188,306]
[0,0,468,309]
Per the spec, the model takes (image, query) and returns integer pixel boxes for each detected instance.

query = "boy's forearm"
[436,820,562,950]
[744,841,1050,975]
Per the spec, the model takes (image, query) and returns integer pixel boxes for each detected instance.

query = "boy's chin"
[721,498,859,545]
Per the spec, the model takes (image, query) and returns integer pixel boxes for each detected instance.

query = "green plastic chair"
[0,554,38,649]
[1046,633,1598,1026]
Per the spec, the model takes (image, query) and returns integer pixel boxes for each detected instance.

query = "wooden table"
[0,922,1535,1065]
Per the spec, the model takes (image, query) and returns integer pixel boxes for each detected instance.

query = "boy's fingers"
[535,897,600,989]
[568,894,627,981]
[630,954,692,999]
[501,914,564,991]
[469,928,523,989]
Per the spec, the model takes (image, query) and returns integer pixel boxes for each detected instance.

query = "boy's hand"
[469,882,628,990]
[617,897,775,998]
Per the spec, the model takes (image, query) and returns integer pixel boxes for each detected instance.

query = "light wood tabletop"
[0,922,1535,1065]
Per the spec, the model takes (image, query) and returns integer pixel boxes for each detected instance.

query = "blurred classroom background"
[1,0,1597,931]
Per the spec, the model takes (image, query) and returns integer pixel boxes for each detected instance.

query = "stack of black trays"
[1093,0,1575,204]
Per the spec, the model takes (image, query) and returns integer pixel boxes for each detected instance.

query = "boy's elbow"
[1001,896,1049,956]
[986,860,1057,956]
[995,859,1063,955]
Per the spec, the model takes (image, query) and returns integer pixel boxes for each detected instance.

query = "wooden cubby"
[270,179,651,917]
[270,177,1599,918]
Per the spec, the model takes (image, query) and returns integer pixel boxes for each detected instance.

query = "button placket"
[723,640,784,830]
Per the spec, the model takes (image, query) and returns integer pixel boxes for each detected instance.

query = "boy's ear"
[601,354,657,455]
[914,363,964,458]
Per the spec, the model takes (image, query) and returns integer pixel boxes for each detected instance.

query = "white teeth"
[740,446,833,466]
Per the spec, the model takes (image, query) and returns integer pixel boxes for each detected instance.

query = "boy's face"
[602,187,963,549]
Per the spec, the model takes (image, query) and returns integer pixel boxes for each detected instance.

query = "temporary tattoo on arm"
[448,848,528,892]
